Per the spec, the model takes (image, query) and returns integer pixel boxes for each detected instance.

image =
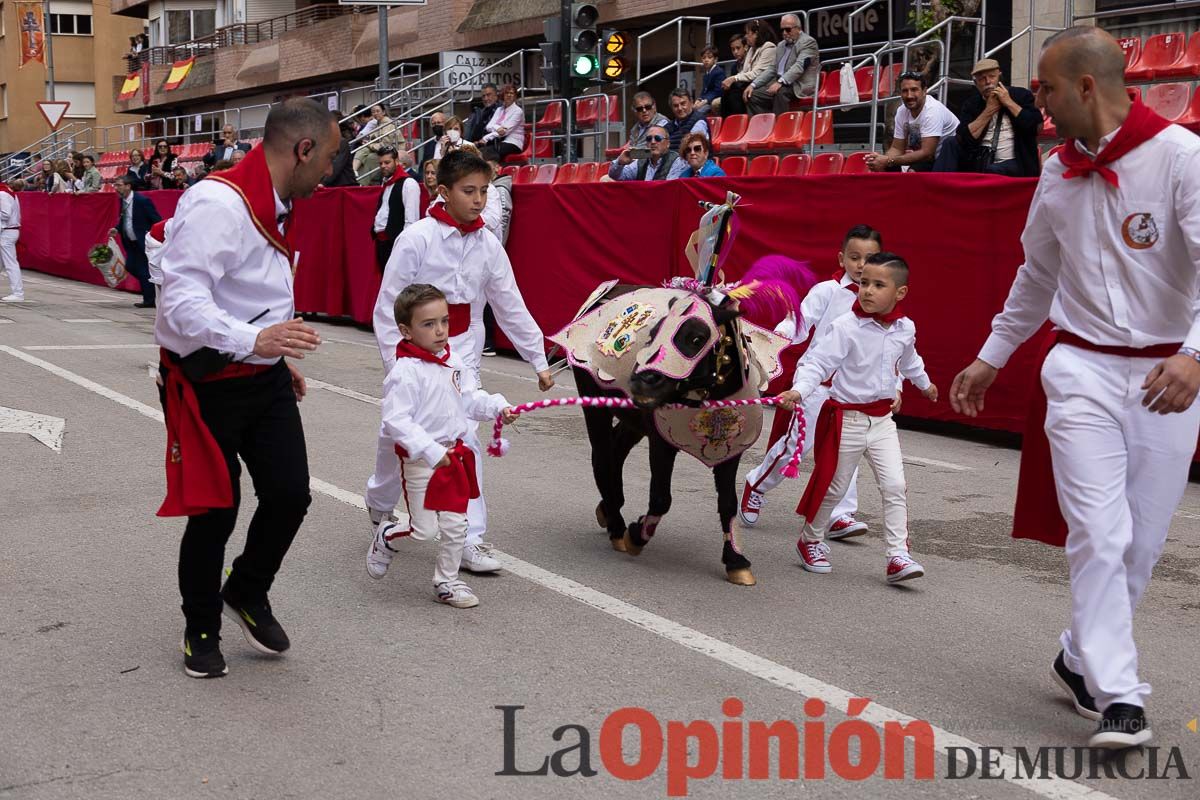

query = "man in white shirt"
[0,180,23,302]
[951,27,1200,750]
[373,147,421,270]
[866,71,960,172]
[156,98,339,679]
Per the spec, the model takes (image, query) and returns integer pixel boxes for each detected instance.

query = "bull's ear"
[714,305,742,327]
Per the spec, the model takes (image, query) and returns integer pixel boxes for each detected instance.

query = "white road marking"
[322,336,375,349]
[20,276,124,300]
[22,344,159,351]
[61,318,111,323]
[0,319,13,324]
[0,406,65,453]
[0,342,1118,800]
[903,455,972,472]
[308,378,381,407]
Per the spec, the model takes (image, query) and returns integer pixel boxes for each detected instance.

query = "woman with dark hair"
[149,140,178,189]
[125,148,151,189]
[719,19,779,116]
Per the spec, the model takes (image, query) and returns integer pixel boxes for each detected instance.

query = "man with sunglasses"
[621,92,670,152]
[749,14,820,115]
[609,125,688,181]
[866,71,959,172]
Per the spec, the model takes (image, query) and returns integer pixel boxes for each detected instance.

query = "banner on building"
[17,3,46,67]
[118,74,142,102]
[163,58,195,91]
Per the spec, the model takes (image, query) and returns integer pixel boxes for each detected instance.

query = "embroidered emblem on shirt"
[597,302,656,358]
[169,441,182,464]
[1121,212,1158,250]
[452,370,462,394]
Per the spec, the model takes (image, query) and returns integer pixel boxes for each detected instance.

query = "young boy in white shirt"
[741,225,884,537]
[777,252,938,583]
[367,283,517,608]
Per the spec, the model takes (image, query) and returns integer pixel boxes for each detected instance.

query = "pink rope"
[488,395,806,478]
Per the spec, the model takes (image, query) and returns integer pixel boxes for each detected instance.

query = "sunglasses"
[686,144,706,154]
[780,26,794,32]
[646,135,666,142]
[634,104,655,112]
[899,71,924,82]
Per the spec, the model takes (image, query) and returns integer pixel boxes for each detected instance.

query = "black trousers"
[122,236,155,305]
[172,361,312,633]
[375,238,394,272]
[721,82,751,116]
[495,142,523,160]
[933,137,1026,176]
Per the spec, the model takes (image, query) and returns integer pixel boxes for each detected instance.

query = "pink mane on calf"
[734,256,821,332]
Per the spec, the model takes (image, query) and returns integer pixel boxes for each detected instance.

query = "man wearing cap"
[940,59,1042,177]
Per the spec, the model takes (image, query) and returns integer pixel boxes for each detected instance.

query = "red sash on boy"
[1056,101,1171,189]
[1011,331,1180,546]
[206,144,294,261]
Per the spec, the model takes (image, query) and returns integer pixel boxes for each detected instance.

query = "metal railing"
[635,16,711,87]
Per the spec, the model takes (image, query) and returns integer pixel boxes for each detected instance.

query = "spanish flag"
[118,73,141,101]
[163,57,194,91]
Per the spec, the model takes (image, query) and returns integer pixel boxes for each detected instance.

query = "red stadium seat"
[604,94,622,124]
[1042,143,1064,164]
[876,63,904,97]
[707,116,722,142]
[503,136,554,165]
[797,111,834,145]
[1040,110,1057,140]
[1144,83,1191,120]
[711,114,749,153]
[498,165,518,177]
[1126,32,1186,81]
[535,103,564,133]
[531,163,557,184]
[574,162,599,183]
[553,162,577,184]
[809,152,844,175]
[720,113,775,153]
[1117,37,1142,75]
[513,165,539,185]
[778,153,810,176]
[99,151,128,166]
[1160,31,1200,78]
[766,111,805,150]
[575,96,600,128]
[817,70,842,107]
[747,155,779,176]
[854,66,878,101]
[842,152,872,174]
[1125,86,1142,104]
[1176,85,1200,133]
[721,156,747,177]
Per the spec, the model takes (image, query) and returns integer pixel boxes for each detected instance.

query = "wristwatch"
[1178,347,1200,364]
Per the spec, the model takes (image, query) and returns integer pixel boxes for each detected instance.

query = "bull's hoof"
[595,502,608,529]
[622,529,644,556]
[726,568,757,586]
[610,535,628,553]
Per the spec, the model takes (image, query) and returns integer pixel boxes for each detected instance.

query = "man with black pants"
[155,98,339,678]
[373,147,420,270]
[940,58,1043,177]
[111,175,162,308]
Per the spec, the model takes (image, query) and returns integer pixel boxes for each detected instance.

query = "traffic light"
[602,30,630,80]
[568,3,600,82]
[541,19,562,92]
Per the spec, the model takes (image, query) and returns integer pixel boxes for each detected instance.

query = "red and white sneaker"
[827,514,868,540]
[886,553,925,583]
[739,482,765,526]
[796,539,832,573]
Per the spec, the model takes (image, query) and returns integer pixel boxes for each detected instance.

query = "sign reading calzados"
[438,51,522,90]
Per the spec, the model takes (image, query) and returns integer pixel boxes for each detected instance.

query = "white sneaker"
[1,294,24,302]
[366,521,403,579]
[367,507,396,536]
[436,580,479,608]
[461,542,502,573]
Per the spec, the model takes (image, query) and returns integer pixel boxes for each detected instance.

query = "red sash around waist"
[1012,330,1181,547]
[394,439,480,513]
[795,397,893,520]
[448,303,470,338]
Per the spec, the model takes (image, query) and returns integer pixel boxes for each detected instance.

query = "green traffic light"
[572,54,597,76]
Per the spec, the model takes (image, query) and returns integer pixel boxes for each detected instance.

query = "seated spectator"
[420,158,439,217]
[356,104,402,185]
[80,155,103,193]
[865,72,959,172]
[749,14,820,115]
[171,165,195,188]
[204,124,252,168]
[35,160,62,193]
[623,92,670,150]
[209,160,234,173]
[323,117,360,187]
[230,148,246,165]
[721,19,778,117]
[664,88,709,151]
[125,148,150,190]
[11,178,26,192]
[149,140,177,188]
[69,151,85,183]
[479,84,524,161]
[421,111,446,162]
[465,83,501,143]
[678,133,725,178]
[434,116,466,160]
[938,58,1042,177]
[609,125,687,181]
[55,160,80,192]
[694,46,727,116]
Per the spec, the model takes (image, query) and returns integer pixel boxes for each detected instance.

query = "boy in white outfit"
[778,253,938,583]
[0,181,23,302]
[741,225,885,536]
[367,283,516,608]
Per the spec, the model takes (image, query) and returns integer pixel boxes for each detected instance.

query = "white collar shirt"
[979,124,1200,368]
[0,190,19,228]
[373,216,549,374]
[777,273,858,344]
[122,195,136,241]
[156,179,295,364]
[382,348,508,468]
[792,313,931,403]
[373,176,421,233]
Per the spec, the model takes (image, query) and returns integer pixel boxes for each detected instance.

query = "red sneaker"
[739,482,764,526]
[796,539,832,573]
[886,553,925,583]
[827,514,868,540]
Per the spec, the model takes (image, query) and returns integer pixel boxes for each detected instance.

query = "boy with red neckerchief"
[777,253,938,583]
[367,284,516,608]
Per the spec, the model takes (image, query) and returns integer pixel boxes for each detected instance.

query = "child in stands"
[367,283,517,608]
[777,252,938,583]
[741,225,884,537]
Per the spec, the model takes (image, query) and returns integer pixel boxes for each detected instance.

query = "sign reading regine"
[439,51,523,90]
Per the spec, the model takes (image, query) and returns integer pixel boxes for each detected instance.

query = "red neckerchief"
[831,269,860,294]
[795,397,893,521]
[206,144,292,258]
[852,298,905,323]
[0,182,14,197]
[429,203,485,234]
[395,340,451,366]
[1057,102,1172,188]
[148,218,171,244]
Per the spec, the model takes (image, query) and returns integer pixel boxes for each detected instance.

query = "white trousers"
[746,385,858,521]
[394,457,470,586]
[800,411,909,557]
[1043,344,1200,710]
[366,328,488,545]
[0,230,22,298]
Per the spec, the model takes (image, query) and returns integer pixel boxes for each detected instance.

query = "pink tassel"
[780,460,800,479]
[487,437,511,458]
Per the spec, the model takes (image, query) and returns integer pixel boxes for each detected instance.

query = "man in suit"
[203,125,253,170]
[111,175,163,308]
[938,59,1043,177]
[464,84,500,143]
[749,14,820,115]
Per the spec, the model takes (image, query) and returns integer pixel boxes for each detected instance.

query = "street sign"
[36,101,70,130]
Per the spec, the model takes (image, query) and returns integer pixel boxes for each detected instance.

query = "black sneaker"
[481,346,496,357]
[1051,650,1101,721]
[181,631,228,679]
[221,588,290,655]
[1089,703,1152,750]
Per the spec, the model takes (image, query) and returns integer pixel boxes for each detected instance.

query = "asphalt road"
[2,274,1198,800]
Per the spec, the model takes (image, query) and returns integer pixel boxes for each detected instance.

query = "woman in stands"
[126,148,151,190]
[678,133,726,178]
[149,140,178,190]
[719,19,779,117]
[54,160,80,193]
[433,117,465,160]
[480,84,525,162]
[35,159,64,193]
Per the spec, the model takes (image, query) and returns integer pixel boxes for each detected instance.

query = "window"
[49,14,92,35]
[1,84,7,119]
[53,82,95,118]
[167,9,216,44]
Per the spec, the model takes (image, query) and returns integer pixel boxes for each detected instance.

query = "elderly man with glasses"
[749,14,820,115]
[621,92,670,151]
[609,125,688,181]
